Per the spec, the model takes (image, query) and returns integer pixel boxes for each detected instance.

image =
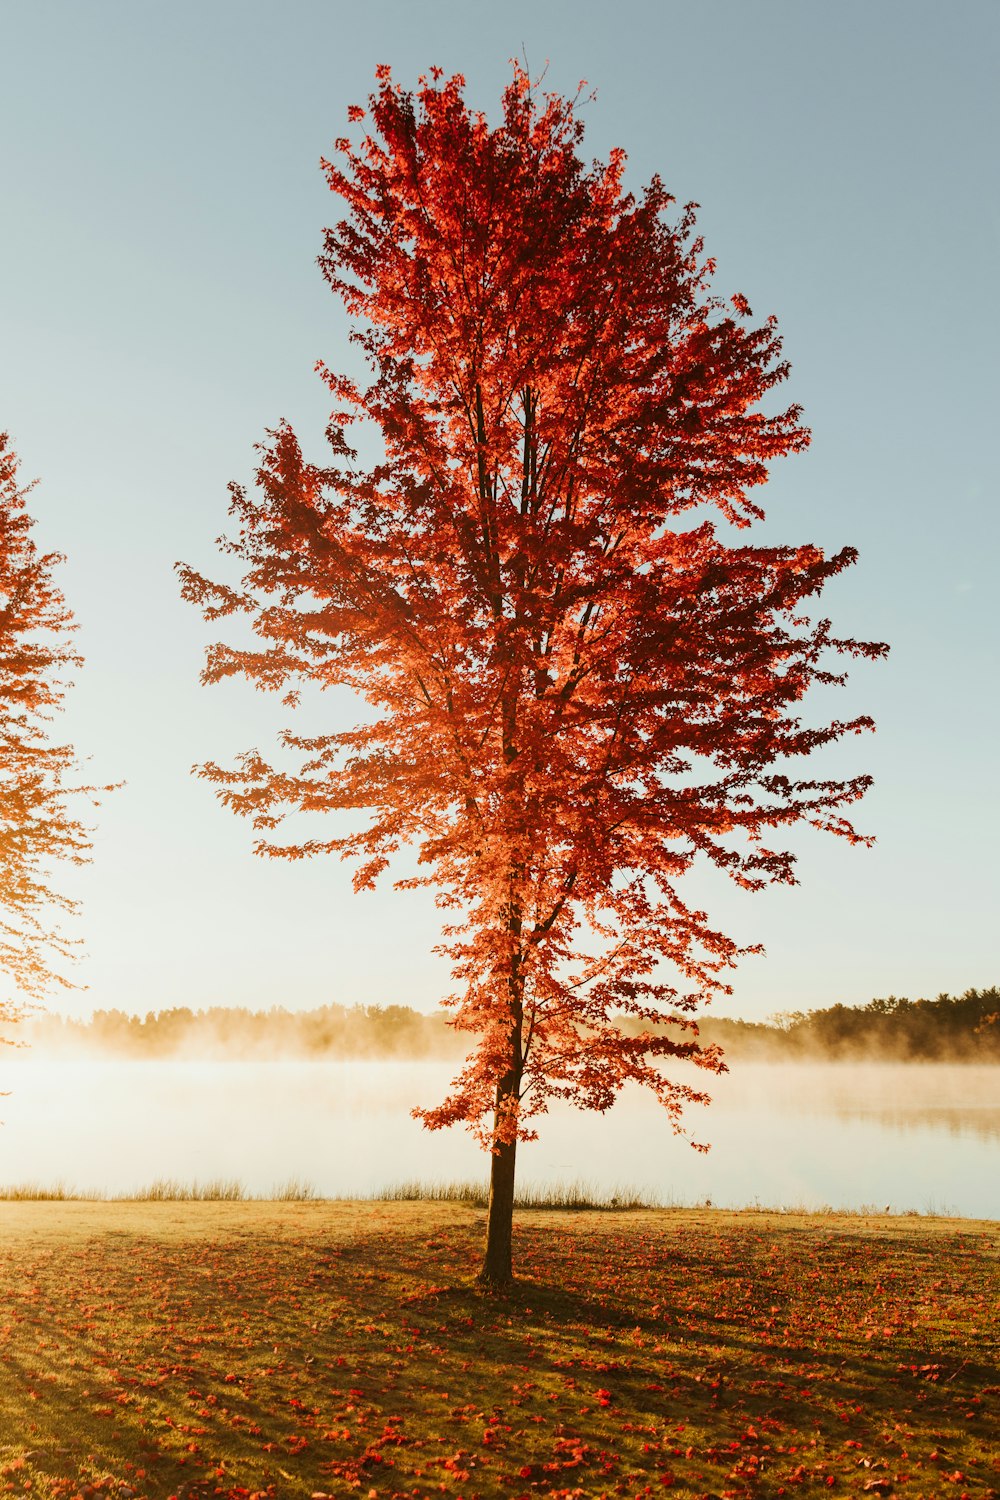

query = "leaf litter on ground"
[0,1200,997,1498]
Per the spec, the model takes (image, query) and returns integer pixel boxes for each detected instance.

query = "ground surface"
[0,1202,997,1498]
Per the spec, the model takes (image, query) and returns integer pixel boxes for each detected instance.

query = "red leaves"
[182,64,887,1277]
[1,1203,999,1496]
[0,433,106,1009]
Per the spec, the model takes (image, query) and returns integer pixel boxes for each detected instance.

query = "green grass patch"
[0,1201,997,1498]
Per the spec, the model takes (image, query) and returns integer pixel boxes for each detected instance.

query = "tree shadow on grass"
[0,1215,997,1498]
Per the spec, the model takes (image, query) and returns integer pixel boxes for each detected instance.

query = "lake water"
[1,1059,998,1218]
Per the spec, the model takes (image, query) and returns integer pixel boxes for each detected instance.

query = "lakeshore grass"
[0,1199,996,1499]
[373,1179,662,1211]
[0,1179,653,1209]
[0,1178,955,1214]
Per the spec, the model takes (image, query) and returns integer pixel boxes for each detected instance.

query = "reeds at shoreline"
[0,1176,962,1215]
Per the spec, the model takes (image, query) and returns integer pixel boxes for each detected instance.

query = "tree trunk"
[478,1083,518,1289]
[478,855,525,1290]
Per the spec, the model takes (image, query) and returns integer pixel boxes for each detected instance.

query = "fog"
[18,988,999,1067]
[15,1006,464,1063]
[1,1059,997,1218]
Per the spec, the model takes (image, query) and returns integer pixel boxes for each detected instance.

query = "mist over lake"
[2,1059,997,1217]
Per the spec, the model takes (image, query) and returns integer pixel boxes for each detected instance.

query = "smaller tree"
[0,433,96,1026]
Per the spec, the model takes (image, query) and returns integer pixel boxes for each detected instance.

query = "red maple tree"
[0,433,96,1023]
[180,66,886,1286]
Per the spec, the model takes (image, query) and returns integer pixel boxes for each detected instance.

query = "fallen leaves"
[0,1204,996,1497]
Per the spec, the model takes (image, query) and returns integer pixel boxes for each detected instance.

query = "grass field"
[0,1200,996,1499]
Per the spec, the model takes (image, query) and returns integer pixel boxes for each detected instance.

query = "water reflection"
[719,1062,1000,1144]
[0,1059,996,1219]
[830,1105,1000,1141]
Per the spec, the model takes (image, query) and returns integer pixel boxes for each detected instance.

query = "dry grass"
[0,1177,660,1209]
[372,1177,662,1210]
[0,1177,315,1203]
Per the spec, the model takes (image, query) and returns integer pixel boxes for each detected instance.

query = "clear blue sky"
[1,0,996,1022]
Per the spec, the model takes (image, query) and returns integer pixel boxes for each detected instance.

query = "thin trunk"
[479,875,524,1289]
[480,633,526,1291]
[478,1081,518,1289]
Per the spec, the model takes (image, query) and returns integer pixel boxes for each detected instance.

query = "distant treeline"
[21,987,1000,1062]
[26,1003,459,1059]
[695,987,1000,1062]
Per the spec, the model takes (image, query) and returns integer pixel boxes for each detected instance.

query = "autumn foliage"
[180,67,886,1282]
[0,433,94,1012]
[0,1204,996,1497]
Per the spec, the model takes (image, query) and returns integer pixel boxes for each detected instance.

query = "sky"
[1,0,997,1024]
